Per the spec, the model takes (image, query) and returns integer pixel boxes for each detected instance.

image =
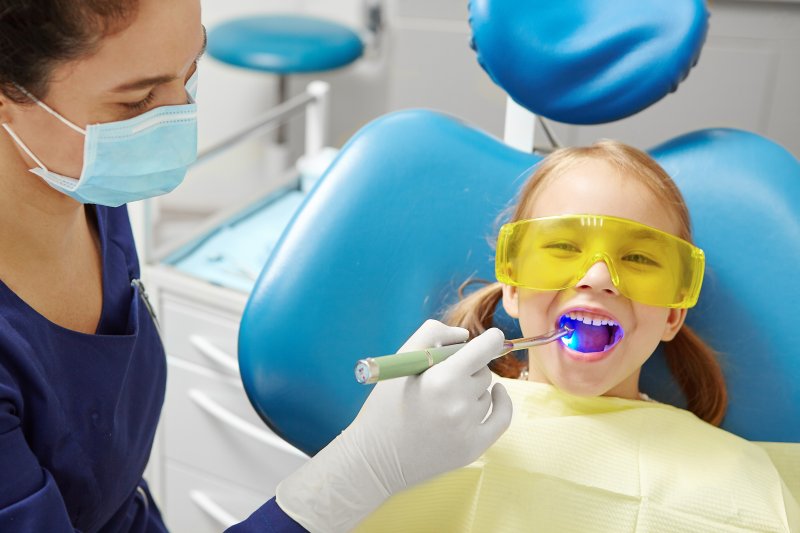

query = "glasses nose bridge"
[579,251,620,288]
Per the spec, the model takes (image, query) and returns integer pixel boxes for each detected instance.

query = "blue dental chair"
[238,0,800,457]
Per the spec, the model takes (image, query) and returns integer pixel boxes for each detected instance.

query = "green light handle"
[354,342,467,384]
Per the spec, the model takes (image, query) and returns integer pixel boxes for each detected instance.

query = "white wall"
[560,0,800,155]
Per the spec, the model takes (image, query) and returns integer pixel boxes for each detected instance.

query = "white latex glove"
[276,320,513,533]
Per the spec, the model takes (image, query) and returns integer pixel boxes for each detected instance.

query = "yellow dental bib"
[356,377,799,532]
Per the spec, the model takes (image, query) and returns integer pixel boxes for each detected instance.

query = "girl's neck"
[523,366,643,401]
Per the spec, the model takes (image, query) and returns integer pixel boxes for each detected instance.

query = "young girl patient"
[356,141,799,532]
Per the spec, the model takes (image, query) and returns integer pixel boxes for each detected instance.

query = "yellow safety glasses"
[496,215,705,308]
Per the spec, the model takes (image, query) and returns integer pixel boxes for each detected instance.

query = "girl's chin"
[533,346,617,397]
[549,378,609,398]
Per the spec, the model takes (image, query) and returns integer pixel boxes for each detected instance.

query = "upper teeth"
[566,312,618,327]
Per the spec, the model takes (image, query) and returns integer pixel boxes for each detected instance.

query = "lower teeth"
[560,317,620,353]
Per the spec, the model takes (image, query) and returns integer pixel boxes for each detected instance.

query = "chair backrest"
[239,0,800,455]
[240,111,539,454]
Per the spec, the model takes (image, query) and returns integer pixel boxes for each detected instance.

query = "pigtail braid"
[663,324,727,426]
[444,280,527,378]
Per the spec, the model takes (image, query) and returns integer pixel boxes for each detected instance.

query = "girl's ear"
[661,307,687,341]
[501,284,520,318]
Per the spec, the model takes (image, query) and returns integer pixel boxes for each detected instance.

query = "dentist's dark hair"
[0,0,139,102]
[443,141,728,427]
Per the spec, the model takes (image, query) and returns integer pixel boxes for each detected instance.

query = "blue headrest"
[468,0,708,124]
[239,111,800,455]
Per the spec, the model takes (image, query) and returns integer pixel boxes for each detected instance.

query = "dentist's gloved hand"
[276,320,513,533]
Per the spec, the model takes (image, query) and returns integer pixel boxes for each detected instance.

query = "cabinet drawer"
[161,295,241,375]
[164,461,271,533]
[163,358,308,493]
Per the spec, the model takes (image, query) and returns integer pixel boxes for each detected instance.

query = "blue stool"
[208,15,364,142]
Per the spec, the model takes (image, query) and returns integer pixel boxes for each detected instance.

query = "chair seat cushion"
[208,15,363,74]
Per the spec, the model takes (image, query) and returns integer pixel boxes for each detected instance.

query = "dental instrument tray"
[163,185,305,293]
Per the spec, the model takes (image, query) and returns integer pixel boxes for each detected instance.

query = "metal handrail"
[194,91,315,166]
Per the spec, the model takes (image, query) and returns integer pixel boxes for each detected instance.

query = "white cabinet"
[165,463,272,533]
[144,266,308,531]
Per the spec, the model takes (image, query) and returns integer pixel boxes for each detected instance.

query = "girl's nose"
[575,260,619,296]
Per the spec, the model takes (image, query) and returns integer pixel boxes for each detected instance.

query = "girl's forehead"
[526,160,680,235]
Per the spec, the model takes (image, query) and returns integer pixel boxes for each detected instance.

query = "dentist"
[0,1,512,532]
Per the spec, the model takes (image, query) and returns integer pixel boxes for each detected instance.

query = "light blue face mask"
[1,70,199,207]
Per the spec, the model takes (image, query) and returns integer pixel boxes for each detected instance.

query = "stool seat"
[208,15,364,74]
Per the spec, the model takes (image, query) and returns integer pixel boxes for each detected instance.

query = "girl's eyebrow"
[109,25,207,93]
[625,230,662,244]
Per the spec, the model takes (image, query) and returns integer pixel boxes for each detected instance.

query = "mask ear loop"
[2,83,87,180]
[12,83,87,135]
[1,123,52,172]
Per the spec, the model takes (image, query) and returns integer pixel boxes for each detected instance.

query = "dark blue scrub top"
[0,206,304,532]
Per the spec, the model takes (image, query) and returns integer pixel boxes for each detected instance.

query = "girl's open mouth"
[558,312,624,354]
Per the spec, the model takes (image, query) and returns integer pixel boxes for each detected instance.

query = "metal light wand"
[354,326,573,384]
